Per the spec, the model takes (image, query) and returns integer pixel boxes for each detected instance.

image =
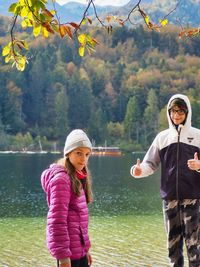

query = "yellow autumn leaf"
[21,6,28,17]
[50,9,56,15]
[78,34,86,45]
[21,20,28,28]
[27,0,33,6]
[42,26,49,38]
[25,18,33,27]
[16,56,26,71]
[59,25,66,38]
[145,16,150,25]
[5,55,11,63]
[23,41,29,50]
[79,46,85,57]
[19,0,26,5]
[81,18,87,26]
[2,45,11,56]
[28,11,33,21]
[160,19,168,26]
[33,24,41,37]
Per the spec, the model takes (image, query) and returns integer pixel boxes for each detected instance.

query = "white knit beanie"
[63,129,92,156]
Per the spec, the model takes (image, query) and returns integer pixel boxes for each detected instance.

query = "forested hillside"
[0,16,200,151]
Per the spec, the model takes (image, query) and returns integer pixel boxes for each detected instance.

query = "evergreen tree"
[55,84,69,142]
[143,89,159,146]
[67,74,92,129]
[88,107,107,145]
[124,96,140,143]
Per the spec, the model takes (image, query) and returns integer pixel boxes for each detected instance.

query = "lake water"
[0,153,183,266]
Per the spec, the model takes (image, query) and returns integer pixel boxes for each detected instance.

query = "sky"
[56,0,130,6]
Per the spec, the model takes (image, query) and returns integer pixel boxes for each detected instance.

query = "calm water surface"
[0,153,180,266]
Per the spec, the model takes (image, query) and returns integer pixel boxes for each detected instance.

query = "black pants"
[57,256,89,267]
[71,255,89,267]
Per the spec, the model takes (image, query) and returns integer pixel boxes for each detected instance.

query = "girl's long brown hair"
[57,157,93,204]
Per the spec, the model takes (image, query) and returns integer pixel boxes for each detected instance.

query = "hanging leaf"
[144,15,150,25]
[87,17,92,24]
[43,8,54,18]
[63,25,73,39]
[106,15,111,23]
[81,18,87,26]
[59,25,66,38]
[33,24,41,37]
[21,20,28,28]
[2,45,11,57]
[8,3,18,13]
[42,26,49,38]
[160,19,168,26]
[21,6,28,17]
[16,56,26,71]
[79,46,85,57]
[78,34,86,45]
[5,55,11,63]
[70,22,80,30]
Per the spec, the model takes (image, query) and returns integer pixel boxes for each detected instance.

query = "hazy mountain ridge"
[1,0,199,26]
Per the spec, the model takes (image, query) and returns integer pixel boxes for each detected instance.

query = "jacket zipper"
[176,125,182,200]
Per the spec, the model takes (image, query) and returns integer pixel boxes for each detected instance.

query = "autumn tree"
[2,0,200,71]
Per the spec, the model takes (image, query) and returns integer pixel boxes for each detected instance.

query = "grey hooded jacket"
[131,94,200,200]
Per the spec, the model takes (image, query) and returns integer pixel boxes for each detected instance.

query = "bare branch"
[123,0,142,24]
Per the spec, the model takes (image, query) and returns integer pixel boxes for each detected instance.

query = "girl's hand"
[59,258,71,267]
[87,252,92,266]
[60,263,71,267]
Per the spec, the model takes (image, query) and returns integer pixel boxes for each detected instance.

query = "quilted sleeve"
[46,173,72,260]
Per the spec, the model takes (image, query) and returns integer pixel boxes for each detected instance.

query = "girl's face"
[68,147,91,171]
[169,105,186,125]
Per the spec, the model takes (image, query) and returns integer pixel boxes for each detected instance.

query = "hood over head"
[167,94,191,131]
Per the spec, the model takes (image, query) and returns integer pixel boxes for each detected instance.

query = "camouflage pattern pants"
[163,199,200,267]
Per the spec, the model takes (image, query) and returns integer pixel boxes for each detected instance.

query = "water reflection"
[90,154,161,216]
[0,153,161,217]
[0,153,174,267]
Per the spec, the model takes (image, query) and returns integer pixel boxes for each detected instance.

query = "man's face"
[169,105,186,125]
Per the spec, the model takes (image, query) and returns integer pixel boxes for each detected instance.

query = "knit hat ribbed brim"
[63,129,92,156]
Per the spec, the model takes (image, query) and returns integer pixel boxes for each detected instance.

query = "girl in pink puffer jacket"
[41,129,93,267]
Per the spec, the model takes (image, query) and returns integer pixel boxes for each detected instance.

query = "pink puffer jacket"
[41,163,91,260]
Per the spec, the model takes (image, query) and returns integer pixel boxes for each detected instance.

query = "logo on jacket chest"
[187,137,194,143]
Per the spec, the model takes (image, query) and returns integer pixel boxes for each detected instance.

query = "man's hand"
[133,158,142,176]
[187,152,200,171]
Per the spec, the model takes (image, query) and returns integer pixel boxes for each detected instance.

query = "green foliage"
[144,89,159,145]
[2,0,99,70]
[124,96,141,143]
[10,132,33,151]
[55,85,69,142]
[1,18,200,150]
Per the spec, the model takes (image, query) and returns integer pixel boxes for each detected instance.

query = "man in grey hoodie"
[130,94,200,267]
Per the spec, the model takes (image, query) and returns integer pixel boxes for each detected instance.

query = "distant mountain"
[123,0,200,26]
[1,0,199,26]
[0,0,79,22]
